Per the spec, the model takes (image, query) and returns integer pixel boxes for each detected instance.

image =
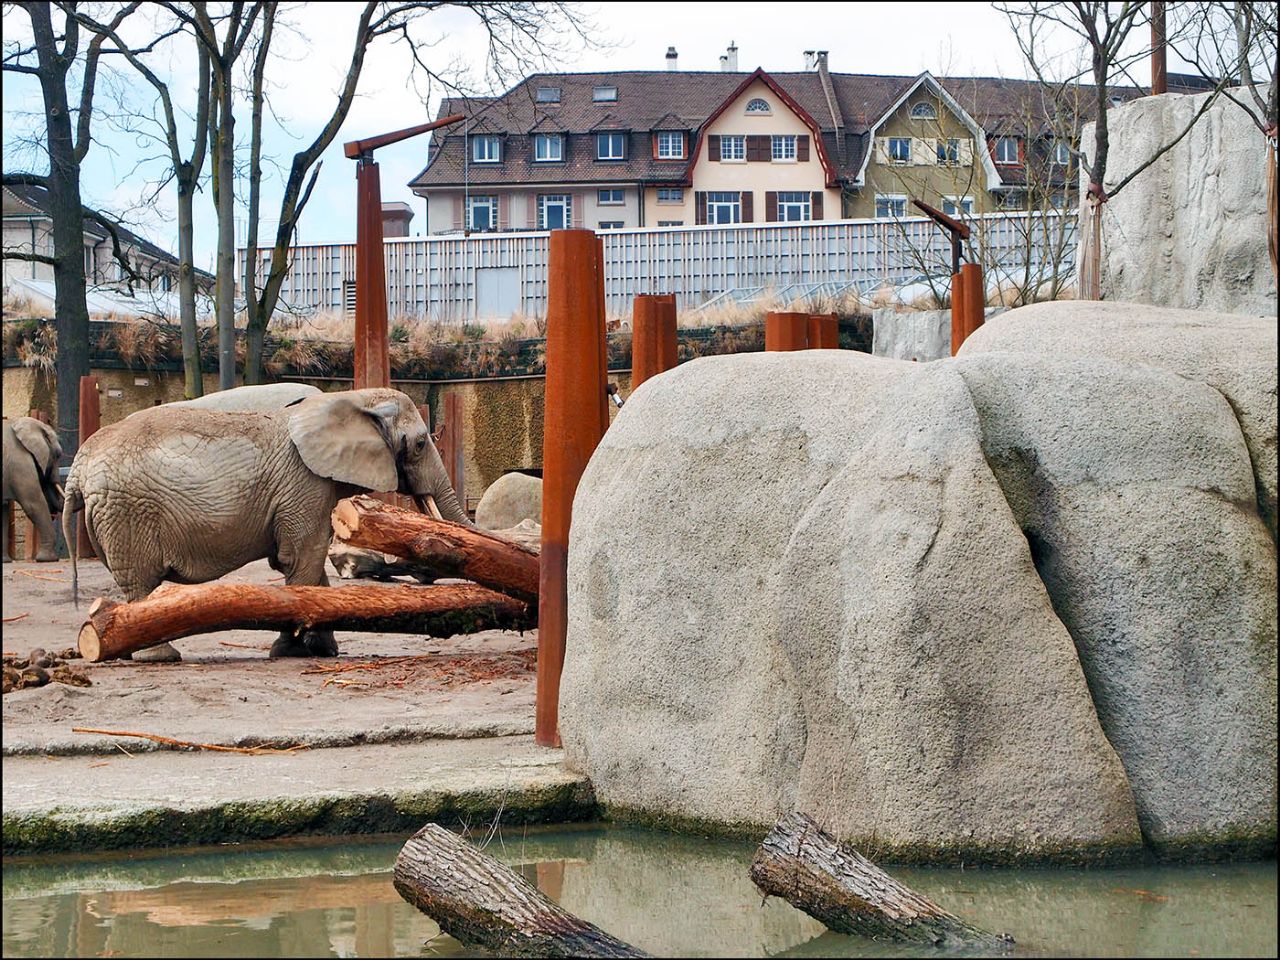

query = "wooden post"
[807,313,839,349]
[77,376,100,558]
[765,311,810,351]
[950,269,968,357]
[960,262,984,345]
[354,158,390,390]
[539,229,605,748]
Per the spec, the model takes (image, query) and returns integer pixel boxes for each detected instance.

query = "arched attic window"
[910,102,937,119]
[745,98,771,115]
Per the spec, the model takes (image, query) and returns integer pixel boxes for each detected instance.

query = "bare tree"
[997,1,1230,298]
[1,0,152,459]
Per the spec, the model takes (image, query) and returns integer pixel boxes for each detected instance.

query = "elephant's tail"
[61,480,83,609]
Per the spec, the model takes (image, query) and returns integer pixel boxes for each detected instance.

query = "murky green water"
[3,824,1275,958]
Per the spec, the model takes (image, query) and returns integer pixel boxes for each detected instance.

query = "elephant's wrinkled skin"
[3,417,65,562]
[62,388,467,661]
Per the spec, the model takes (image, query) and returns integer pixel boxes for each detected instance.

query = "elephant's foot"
[2,555,11,564]
[35,549,59,563]
[269,629,339,659]
[130,642,183,663]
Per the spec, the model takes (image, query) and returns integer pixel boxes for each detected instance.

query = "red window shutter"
[741,191,753,223]
[765,191,778,222]
[811,192,823,220]
[695,191,707,225]
[797,135,810,161]
[453,195,463,230]
[572,193,584,229]
[708,135,720,162]
[652,133,659,159]
[1017,137,1025,164]
[498,195,509,230]
[746,135,767,162]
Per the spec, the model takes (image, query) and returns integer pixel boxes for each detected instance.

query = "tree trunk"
[245,322,267,385]
[393,823,649,958]
[176,170,203,398]
[213,74,237,391]
[750,813,1011,948]
[77,581,533,662]
[332,496,540,605]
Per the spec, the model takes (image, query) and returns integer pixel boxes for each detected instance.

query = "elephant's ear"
[286,393,399,491]
[13,418,57,475]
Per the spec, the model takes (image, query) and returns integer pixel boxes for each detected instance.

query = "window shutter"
[765,191,778,222]
[911,137,932,165]
[811,192,823,220]
[652,133,659,159]
[695,191,707,225]
[453,195,463,230]
[741,191,753,223]
[498,195,509,230]
[746,135,766,162]
[797,135,809,161]
[708,135,720,162]
[572,193,584,229]
[959,138,974,166]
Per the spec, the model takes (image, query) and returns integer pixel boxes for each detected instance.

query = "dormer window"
[593,86,618,102]
[993,136,1019,164]
[910,102,937,119]
[535,133,564,161]
[745,98,771,115]
[596,132,626,160]
[471,135,501,163]
[536,86,561,103]
[1052,140,1071,165]
[656,131,685,159]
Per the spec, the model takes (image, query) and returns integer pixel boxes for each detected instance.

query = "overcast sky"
[2,1,1168,269]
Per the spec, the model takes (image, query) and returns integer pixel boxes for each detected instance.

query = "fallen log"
[750,812,1011,948]
[78,582,533,663]
[333,496,540,605]
[394,823,648,958]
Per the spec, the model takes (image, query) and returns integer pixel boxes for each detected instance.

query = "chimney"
[803,50,817,70]
[816,50,829,71]
[726,41,738,72]
[381,201,414,239]
[719,54,729,72]
[665,46,678,71]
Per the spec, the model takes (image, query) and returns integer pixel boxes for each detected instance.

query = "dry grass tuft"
[16,323,56,372]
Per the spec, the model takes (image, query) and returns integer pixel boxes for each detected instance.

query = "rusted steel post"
[354,159,390,390]
[950,270,967,356]
[596,236,610,437]
[630,294,664,388]
[77,376,100,558]
[1151,1,1167,96]
[765,311,810,351]
[808,313,839,349]
[442,391,465,509]
[658,294,678,371]
[960,262,985,345]
[538,229,605,748]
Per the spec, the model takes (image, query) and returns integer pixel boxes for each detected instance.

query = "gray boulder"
[475,471,542,531]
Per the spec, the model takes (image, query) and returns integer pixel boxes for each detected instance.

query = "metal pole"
[765,311,810,351]
[538,229,606,748]
[354,157,390,390]
[807,313,839,349]
[77,376,100,558]
[1151,1,1167,96]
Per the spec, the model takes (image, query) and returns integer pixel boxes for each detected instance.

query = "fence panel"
[238,212,1076,322]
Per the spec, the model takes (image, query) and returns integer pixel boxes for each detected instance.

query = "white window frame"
[706,191,741,225]
[1052,140,1071,165]
[657,220,684,226]
[942,195,974,217]
[745,98,771,115]
[937,138,961,165]
[771,134,797,162]
[471,135,500,163]
[776,191,811,222]
[656,187,684,204]
[720,135,746,162]
[596,132,626,161]
[998,192,1025,211]
[467,195,499,232]
[597,221,624,230]
[994,136,1019,164]
[593,86,617,102]
[534,134,564,162]
[538,194,572,230]
[910,102,937,120]
[657,131,685,159]
[597,188,624,206]
[535,86,561,103]
[874,193,908,219]
[887,137,911,163]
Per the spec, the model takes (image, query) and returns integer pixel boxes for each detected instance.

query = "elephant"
[128,382,322,416]
[3,417,65,563]
[62,388,468,662]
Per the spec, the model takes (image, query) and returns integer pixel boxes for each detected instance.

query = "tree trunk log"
[78,582,533,662]
[332,496,540,606]
[393,823,648,958]
[750,813,1011,948]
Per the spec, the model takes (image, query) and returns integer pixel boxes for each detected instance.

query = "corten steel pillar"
[77,376,100,558]
[960,262,985,346]
[765,311,810,351]
[657,294,678,371]
[950,269,968,356]
[630,295,664,388]
[354,159,390,390]
[441,391,465,507]
[1151,1,1167,96]
[808,313,839,349]
[538,229,606,748]
[596,236,610,437]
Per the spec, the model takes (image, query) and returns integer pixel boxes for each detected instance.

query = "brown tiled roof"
[409,70,1143,190]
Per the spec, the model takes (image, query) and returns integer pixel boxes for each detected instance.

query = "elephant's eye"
[416,436,427,453]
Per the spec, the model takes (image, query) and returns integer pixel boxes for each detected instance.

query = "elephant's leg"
[114,564,183,664]
[17,491,59,562]
[2,501,11,563]
[269,534,339,659]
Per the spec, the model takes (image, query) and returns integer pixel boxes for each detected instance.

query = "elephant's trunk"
[428,481,469,525]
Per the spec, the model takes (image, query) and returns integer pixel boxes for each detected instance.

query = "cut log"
[750,812,1011,948]
[332,495,540,605]
[78,582,533,663]
[394,823,648,958]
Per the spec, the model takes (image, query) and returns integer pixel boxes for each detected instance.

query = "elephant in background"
[62,388,468,661]
[128,382,321,416]
[3,417,64,563]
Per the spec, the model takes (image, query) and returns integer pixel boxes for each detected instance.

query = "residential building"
[2,182,213,293]
[409,47,1140,232]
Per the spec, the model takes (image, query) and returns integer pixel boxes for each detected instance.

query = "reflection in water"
[2,826,1276,959]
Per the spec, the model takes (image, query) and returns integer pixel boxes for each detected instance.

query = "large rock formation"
[561,303,1277,862]
[474,471,543,531]
[1079,90,1275,316]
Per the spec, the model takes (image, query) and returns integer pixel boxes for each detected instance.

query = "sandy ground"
[1,557,537,755]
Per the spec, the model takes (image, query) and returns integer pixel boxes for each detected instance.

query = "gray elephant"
[62,388,467,661]
[3,417,64,563]
[128,381,322,416]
